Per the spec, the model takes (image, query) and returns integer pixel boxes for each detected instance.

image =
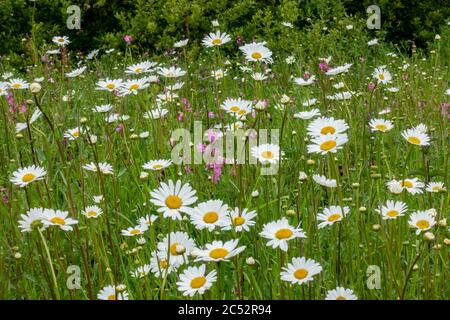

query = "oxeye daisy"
[120,78,149,95]
[293,108,321,120]
[307,117,349,137]
[125,61,157,75]
[251,143,282,165]
[325,63,352,76]
[193,239,246,262]
[240,42,273,63]
[150,251,178,277]
[312,174,337,188]
[92,104,114,113]
[189,199,229,231]
[138,214,158,227]
[307,133,348,155]
[143,108,169,120]
[293,75,315,86]
[325,287,358,300]
[369,118,393,132]
[327,91,354,100]
[222,207,257,232]
[211,69,227,80]
[401,128,430,146]
[105,113,130,123]
[0,82,9,95]
[96,79,123,92]
[18,208,47,233]
[157,231,196,267]
[409,210,436,235]
[280,257,322,285]
[176,265,217,297]
[387,178,424,195]
[142,159,172,171]
[202,31,231,47]
[130,264,151,278]
[426,182,446,193]
[10,165,46,187]
[373,66,392,84]
[259,217,306,252]
[83,162,114,175]
[65,66,86,78]
[81,205,103,219]
[52,36,70,46]
[121,224,148,236]
[8,78,29,90]
[251,72,267,81]
[43,209,78,231]
[221,98,253,119]
[174,39,189,48]
[157,66,186,78]
[302,98,317,107]
[375,200,408,220]
[64,127,85,140]
[149,179,197,220]
[317,206,350,229]
[97,285,128,300]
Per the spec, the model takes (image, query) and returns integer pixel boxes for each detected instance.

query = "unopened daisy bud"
[254,100,266,110]
[93,195,103,203]
[106,267,112,273]
[16,133,24,139]
[116,284,126,292]
[29,82,41,93]
[435,34,441,40]
[26,99,34,105]
[286,209,296,217]
[251,190,259,197]
[438,218,447,227]
[412,264,419,271]
[182,215,189,222]
[14,252,22,259]
[370,173,381,179]
[307,159,315,165]
[130,133,139,140]
[246,257,256,265]
[120,242,128,250]
[372,224,381,231]
[88,134,97,144]
[80,117,88,124]
[424,232,435,242]
[298,171,308,181]
[352,182,360,188]
[359,206,367,212]
[443,238,450,246]
[427,208,437,217]
[139,171,149,180]
[291,130,297,135]
[136,237,146,245]
[343,197,353,202]
[177,171,183,176]
[12,246,19,251]
[280,94,291,104]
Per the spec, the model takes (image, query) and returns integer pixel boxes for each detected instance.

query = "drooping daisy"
[130,264,151,278]
[97,285,129,300]
[426,182,446,193]
[52,36,70,46]
[293,109,321,120]
[8,78,29,90]
[138,214,158,227]
[121,224,148,236]
[43,209,78,231]
[409,210,436,235]
[401,128,430,146]
[193,239,246,262]
[221,98,253,119]
[177,265,217,297]
[96,78,123,92]
[293,75,315,86]
[157,66,186,78]
[369,118,393,132]
[82,162,114,175]
[81,205,103,219]
[373,66,392,84]
[157,231,196,267]
[189,199,229,231]
[125,61,157,75]
[240,42,273,63]
[251,143,282,165]
[307,117,349,137]
[202,31,231,47]
[64,127,85,140]
[150,180,197,220]
[325,287,358,300]
[150,250,177,277]
[222,207,257,232]
[65,66,87,78]
[259,218,306,251]
[142,159,172,171]
[317,206,350,229]
[307,133,349,155]
[312,174,337,188]
[18,208,47,233]
[325,63,352,76]
[280,257,322,285]
[375,200,408,220]
[10,165,46,187]
[119,78,149,95]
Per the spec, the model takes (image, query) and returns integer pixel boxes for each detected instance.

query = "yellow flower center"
[130,229,141,235]
[170,243,180,255]
[12,83,22,89]
[73,131,80,137]
[261,150,274,159]
[212,38,222,45]
[336,296,346,300]
[251,52,262,60]
[233,216,245,226]
[230,106,240,112]
[432,186,441,191]
[203,211,219,223]
[416,220,430,230]
[190,276,206,289]
[50,217,65,225]
[135,68,142,73]
[275,228,293,239]
[209,248,229,259]
[237,110,247,116]
[327,213,341,222]
[129,83,140,91]
[107,294,116,300]
[294,268,309,280]
[379,74,385,80]
[320,140,337,151]
[375,124,387,131]
[22,173,36,183]
[58,38,65,43]
[386,210,398,217]
[87,211,97,217]
[320,126,336,135]
[401,180,413,188]
[407,136,421,145]
[159,259,168,269]
[152,164,163,170]
[106,83,115,90]
[165,195,182,209]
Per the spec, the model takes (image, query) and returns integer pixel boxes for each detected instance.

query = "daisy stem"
[37,228,60,300]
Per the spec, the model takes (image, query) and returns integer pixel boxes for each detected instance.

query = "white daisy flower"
[409,210,436,235]
[307,133,348,155]
[251,143,282,165]
[65,66,86,78]
[401,128,430,146]
[386,178,424,195]
[312,174,337,188]
[82,162,114,175]
[211,69,227,80]
[52,36,70,47]
[326,91,354,100]
[325,287,358,300]
[293,76,316,86]
[317,206,350,229]
[8,78,29,90]
[97,285,128,300]
[222,207,257,232]
[221,97,253,119]
[18,208,47,233]
[189,199,229,231]
[142,159,172,171]
[369,118,393,132]
[426,182,446,193]
[174,39,189,48]
[143,108,169,120]
[293,108,321,120]
[130,264,151,278]
[92,104,114,113]
[375,200,408,220]
[325,63,352,76]
[81,205,103,219]
[150,250,177,277]
[157,66,186,78]
[307,117,349,137]
[138,214,158,227]
[10,165,46,187]
[96,79,123,92]
[64,127,85,140]
[280,257,322,285]
[259,217,306,252]
[176,265,217,297]
[193,239,246,262]
[125,61,157,75]
[119,78,149,95]
[157,231,196,267]
[202,31,231,47]
[373,66,392,84]
[121,224,148,236]
[240,42,273,63]
[43,209,78,231]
